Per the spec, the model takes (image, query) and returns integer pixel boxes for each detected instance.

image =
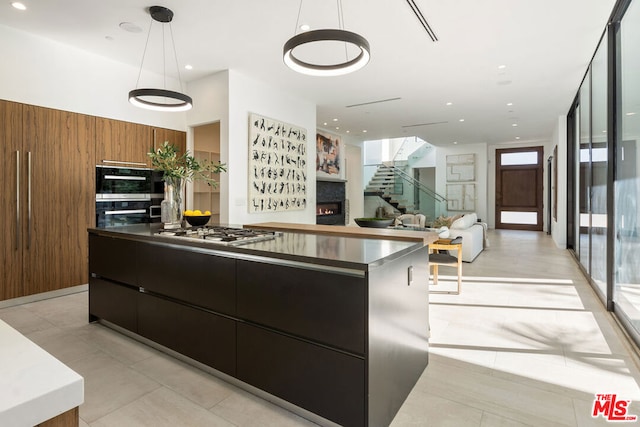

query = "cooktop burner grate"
[155,226,280,246]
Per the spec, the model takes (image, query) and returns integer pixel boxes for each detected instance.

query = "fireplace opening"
[317,202,341,216]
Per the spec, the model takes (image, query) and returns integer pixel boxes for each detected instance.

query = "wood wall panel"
[22,105,96,296]
[0,100,24,300]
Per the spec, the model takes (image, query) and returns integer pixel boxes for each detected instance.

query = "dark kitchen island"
[88,224,433,427]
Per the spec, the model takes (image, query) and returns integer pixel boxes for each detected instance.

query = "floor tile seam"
[84,386,164,425]
[423,385,576,427]
[479,408,538,427]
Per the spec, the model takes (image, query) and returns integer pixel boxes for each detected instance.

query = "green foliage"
[148,141,227,188]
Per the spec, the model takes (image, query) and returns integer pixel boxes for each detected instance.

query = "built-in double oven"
[95,163,163,227]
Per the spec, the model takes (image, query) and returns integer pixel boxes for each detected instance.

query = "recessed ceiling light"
[11,2,26,10]
[299,24,310,31]
[184,64,193,70]
[446,102,453,106]
[507,102,513,106]
[452,141,458,145]
[336,127,340,130]
[498,65,506,69]
[363,130,367,133]
[459,119,465,122]
[119,22,143,33]
[512,123,518,127]
[346,130,350,133]
[515,136,520,140]
[323,122,327,126]
[332,118,338,122]
[626,112,636,116]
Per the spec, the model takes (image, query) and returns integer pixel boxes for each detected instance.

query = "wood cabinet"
[0,100,24,300]
[1,100,95,299]
[96,118,186,168]
[23,105,96,296]
[153,126,186,154]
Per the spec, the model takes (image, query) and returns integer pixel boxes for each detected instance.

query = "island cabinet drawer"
[237,323,365,427]
[89,278,138,332]
[138,292,236,376]
[89,235,138,285]
[236,260,366,355]
[137,243,236,316]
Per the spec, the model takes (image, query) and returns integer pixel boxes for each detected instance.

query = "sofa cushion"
[451,213,477,229]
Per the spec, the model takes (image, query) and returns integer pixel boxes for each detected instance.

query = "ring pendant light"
[129,6,193,112]
[283,0,370,76]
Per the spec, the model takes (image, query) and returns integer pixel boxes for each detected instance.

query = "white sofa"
[444,213,486,262]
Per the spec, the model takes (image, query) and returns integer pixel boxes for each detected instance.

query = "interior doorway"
[495,146,544,231]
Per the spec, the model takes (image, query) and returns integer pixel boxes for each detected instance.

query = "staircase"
[365,163,448,220]
[365,164,414,214]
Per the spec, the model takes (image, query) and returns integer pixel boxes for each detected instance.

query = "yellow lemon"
[204,210,211,215]
[193,209,203,215]
[183,210,194,216]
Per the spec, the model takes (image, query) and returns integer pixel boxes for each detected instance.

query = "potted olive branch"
[148,141,227,226]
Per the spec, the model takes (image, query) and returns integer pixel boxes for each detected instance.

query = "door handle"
[28,151,32,250]
[15,151,20,250]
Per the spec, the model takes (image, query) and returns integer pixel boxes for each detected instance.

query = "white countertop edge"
[0,320,84,427]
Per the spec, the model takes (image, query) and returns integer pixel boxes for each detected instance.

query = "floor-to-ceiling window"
[578,76,592,275]
[615,0,640,334]
[591,37,609,295]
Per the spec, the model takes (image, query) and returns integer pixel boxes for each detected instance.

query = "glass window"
[501,211,538,225]
[590,33,608,295]
[615,0,640,337]
[500,151,538,166]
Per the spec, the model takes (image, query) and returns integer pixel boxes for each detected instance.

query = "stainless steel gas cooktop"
[155,226,280,246]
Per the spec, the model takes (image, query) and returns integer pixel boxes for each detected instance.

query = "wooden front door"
[495,146,544,231]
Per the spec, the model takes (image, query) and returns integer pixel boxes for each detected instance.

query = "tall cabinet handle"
[27,151,32,250]
[15,151,20,250]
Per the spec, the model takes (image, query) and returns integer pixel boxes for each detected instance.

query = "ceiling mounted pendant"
[129,6,192,112]
[283,0,370,77]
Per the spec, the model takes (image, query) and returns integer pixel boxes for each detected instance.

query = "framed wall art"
[446,154,476,182]
[248,113,308,213]
[316,130,345,181]
[446,183,476,212]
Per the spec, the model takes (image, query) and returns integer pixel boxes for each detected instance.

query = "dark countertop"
[88,224,425,271]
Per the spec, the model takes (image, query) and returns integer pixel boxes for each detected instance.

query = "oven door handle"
[103,175,147,181]
[104,209,148,215]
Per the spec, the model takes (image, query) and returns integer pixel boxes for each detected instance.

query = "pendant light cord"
[294,0,303,34]
[168,23,185,93]
[134,15,154,89]
[337,0,348,61]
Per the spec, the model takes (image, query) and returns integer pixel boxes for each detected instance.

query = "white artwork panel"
[446,183,476,212]
[248,113,307,213]
[446,154,476,182]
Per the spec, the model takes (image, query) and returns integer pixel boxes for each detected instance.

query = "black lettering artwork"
[248,113,308,213]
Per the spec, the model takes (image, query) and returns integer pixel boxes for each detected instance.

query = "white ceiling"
[0,0,615,146]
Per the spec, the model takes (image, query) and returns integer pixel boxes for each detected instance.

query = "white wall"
[551,115,568,247]
[185,71,230,215]
[436,143,489,224]
[0,24,185,130]
[226,70,316,225]
[344,143,364,224]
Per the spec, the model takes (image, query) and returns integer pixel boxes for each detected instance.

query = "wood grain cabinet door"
[152,127,186,154]
[22,105,96,296]
[0,100,24,300]
[96,117,153,167]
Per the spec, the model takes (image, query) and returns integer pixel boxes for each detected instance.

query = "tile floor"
[2,229,640,426]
